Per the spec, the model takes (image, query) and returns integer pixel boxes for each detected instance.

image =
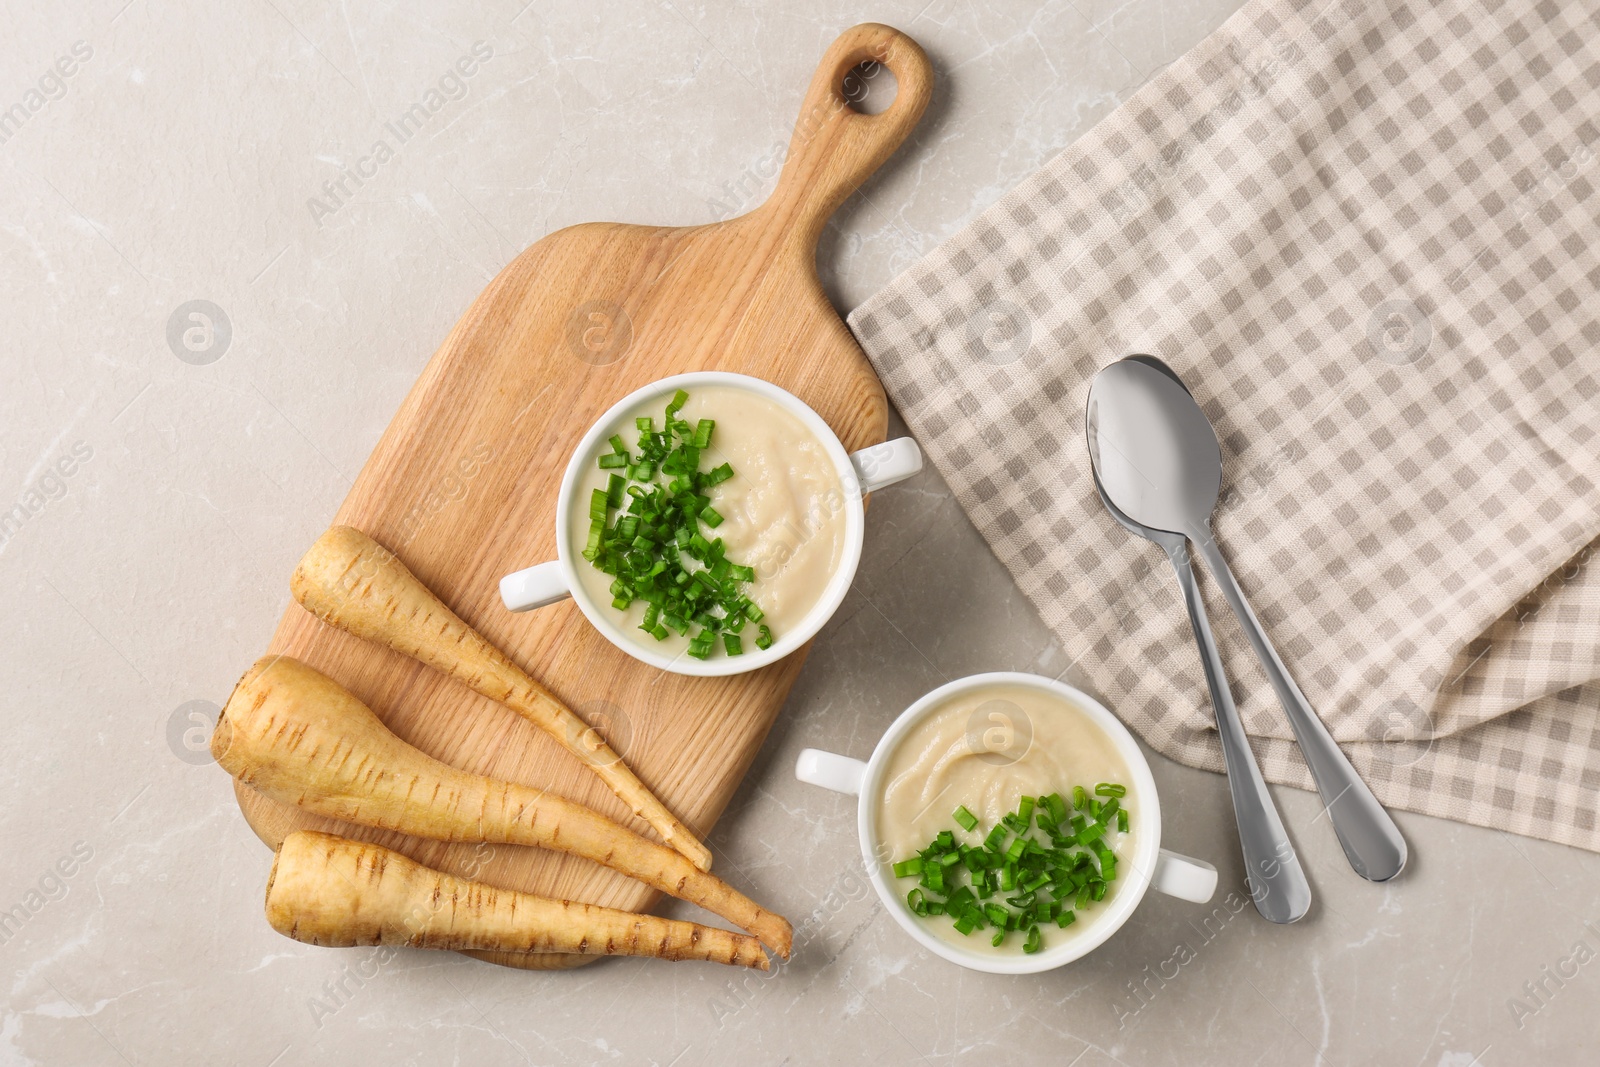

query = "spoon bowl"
[1086,355,1221,538]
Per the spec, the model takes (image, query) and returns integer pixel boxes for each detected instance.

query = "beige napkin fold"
[849,0,1600,849]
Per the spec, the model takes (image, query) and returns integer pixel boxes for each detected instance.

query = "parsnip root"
[289,525,712,872]
[267,831,770,970]
[215,655,793,957]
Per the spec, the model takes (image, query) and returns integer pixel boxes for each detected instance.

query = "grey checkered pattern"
[850,0,1600,849]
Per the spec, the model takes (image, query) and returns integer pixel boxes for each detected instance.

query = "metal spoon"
[1088,354,1406,886]
[1087,367,1310,923]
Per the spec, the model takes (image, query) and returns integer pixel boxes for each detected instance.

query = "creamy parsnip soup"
[876,683,1140,955]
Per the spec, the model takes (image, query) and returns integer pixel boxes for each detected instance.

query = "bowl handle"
[500,561,571,612]
[849,436,922,495]
[1151,848,1218,904]
[795,748,867,795]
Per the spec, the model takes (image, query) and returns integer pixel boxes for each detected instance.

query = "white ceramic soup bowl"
[498,371,921,677]
[796,672,1217,974]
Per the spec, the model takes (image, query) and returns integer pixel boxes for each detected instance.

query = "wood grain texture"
[233,23,933,970]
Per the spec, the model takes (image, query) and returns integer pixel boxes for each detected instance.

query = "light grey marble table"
[3,1,1596,1064]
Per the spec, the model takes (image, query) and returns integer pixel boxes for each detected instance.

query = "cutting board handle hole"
[842,60,897,115]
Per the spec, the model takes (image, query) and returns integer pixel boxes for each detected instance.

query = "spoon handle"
[1161,537,1311,924]
[1189,534,1407,883]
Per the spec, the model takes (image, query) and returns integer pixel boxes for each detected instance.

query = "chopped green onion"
[582,522,604,561]
[1073,785,1088,810]
[895,784,1129,951]
[1095,782,1127,798]
[579,389,772,657]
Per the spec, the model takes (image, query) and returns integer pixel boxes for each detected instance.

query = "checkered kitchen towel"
[850,0,1600,849]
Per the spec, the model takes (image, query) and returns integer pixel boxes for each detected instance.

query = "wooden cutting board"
[233,23,932,969]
